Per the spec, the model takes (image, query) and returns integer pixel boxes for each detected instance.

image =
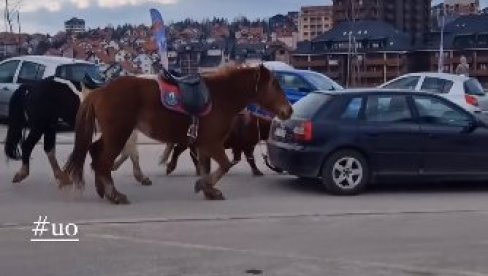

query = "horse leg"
[197,148,211,176]
[166,144,186,175]
[129,153,152,186]
[43,125,73,186]
[12,127,43,183]
[195,146,232,200]
[159,143,174,166]
[124,131,152,186]
[90,136,130,204]
[189,145,200,175]
[112,154,129,171]
[231,147,242,165]
[244,147,264,176]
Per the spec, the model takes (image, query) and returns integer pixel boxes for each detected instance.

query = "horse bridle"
[254,67,261,96]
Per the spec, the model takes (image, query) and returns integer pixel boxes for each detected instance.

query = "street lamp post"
[438,3,446,73]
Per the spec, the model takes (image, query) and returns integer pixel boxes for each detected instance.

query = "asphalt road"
[1,125,488,276]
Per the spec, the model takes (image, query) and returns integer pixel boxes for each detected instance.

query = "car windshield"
[464,78,485,96]
[293,92,333,119]
[302,72,338,91]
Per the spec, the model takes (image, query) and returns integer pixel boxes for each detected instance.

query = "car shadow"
[276,176,488,195]
[369,180,488,194]
[276,177,328,195]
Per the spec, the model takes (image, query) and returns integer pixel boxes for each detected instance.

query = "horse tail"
[4,85,28,160]
[64,94,96,188]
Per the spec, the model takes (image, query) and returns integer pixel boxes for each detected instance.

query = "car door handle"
[0,87,8,91]
[427,133,438,139]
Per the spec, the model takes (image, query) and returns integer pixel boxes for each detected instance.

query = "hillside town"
[1,0,488,88]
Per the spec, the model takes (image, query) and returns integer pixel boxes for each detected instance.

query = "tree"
[4,0,22,33]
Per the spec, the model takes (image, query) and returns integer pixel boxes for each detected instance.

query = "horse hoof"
[96,186,105,199]
[204,189,226,201]
[194,178,206,193]
[56,173,73,188]
[107,193,130,205]
[166,164,176,175]
[253,170,264,177]
[141,178,152,186]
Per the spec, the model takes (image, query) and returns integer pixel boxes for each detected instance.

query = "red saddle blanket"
[157,76,212,116]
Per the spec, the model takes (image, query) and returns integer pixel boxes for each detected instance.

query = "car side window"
[420,77,454,94]
[0,60,20,83]
[383,76,420,90]
[17,62,46,83]
[341,97,363,120]
[413,96,472,127]
[276,73,314,93]
[365,95,413,123]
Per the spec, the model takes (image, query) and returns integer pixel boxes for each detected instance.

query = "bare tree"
[4,0,22,32]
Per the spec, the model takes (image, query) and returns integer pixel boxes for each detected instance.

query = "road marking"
[89,233,487,276]
[2,209,488,230]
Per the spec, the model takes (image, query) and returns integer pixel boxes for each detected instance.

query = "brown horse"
[165,112,272,176]
[64,65,292,204]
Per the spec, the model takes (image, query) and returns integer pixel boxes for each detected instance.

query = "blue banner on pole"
[150,8,168,69]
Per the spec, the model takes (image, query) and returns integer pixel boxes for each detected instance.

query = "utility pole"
[438,3,445,73]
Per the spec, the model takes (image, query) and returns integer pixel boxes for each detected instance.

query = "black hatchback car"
[267,89,488,195]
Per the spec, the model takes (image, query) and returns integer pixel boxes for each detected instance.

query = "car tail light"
[465,94,479,107]
[293,121,313,142]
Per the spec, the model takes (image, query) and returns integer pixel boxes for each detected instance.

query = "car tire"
[322,150,369,195]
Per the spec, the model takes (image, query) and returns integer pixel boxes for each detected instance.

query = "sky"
[3,0,488,34]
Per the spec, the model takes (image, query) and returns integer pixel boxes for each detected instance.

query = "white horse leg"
[125,131,152,186]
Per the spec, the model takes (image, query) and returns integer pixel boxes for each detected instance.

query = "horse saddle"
[158,70,212,117]
[83,73,105,89]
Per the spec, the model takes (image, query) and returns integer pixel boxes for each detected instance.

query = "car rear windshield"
[292,92,333,119]
[464,78,485,96]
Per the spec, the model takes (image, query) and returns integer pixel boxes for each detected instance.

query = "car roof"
[396,72,470,82]
[312,88,442,98]
[3,55,92,66]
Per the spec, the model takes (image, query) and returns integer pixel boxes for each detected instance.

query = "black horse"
[4,76,99,185]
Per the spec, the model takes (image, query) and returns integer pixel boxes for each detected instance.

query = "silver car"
[0,55,99,118]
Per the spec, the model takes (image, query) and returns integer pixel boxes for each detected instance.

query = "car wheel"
[322,150,369,195]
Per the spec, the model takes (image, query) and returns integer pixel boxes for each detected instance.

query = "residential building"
[332,0,431,43]
[65,17,86,33]
[417,14,488,87]
[444,0,480,16]
[298,6,333,41]
[432,0,481,29]
[265,41,293,64]
[292,20,412,87]
[292,14,488,88]
[235,43,267,65]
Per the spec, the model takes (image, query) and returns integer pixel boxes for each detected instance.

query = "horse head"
[252,64,293,120]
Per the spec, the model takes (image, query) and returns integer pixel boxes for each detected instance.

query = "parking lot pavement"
[2,124,488,275]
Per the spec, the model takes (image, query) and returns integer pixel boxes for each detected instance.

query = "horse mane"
[205,65,257,81]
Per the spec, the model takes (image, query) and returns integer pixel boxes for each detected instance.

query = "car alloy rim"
[332,157,363,190]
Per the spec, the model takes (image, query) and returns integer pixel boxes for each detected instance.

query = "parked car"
[0,55,100,118]
[248,66,343,117]
[272,68,343,104]
[380,72,488,113]
[267,89,488,195]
